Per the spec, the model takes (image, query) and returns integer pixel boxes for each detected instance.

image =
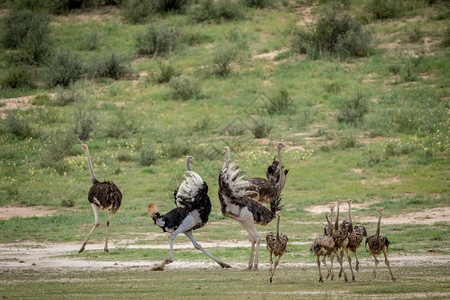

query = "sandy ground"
[0,240,449,272]
[0,95,34,118]
[0,206,57,220]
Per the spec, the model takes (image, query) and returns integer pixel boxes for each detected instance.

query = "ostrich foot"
[352,274,355,282]
[371,271,377,281]
[219,261,232,268]
[104,247,109,253]
[252,265,259,271]
[355,262,360,272]
[164,258,173,264]
[391,276,397,282]
[78,246,85,254]
[319,277,323,283]
[344,273,348,282]
[269,277,273,283]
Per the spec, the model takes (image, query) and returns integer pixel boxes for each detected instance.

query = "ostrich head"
[324,211,329,216]
[186,156,194,165]
[222,146,229,155]
[276,210,281,217]
[378,208,384,215]
[147,203,160,223]
[81,144,88,151]
[354,225,367,237]
[346,199,352,204]
[277,142,286,149]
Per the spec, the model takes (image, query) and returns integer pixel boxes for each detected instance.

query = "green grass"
[0,1,449,297]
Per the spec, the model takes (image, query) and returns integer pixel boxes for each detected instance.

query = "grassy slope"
[0,1,448,260]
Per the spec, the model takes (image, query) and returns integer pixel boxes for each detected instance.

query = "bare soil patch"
[0,96,34,118]
[0,206,57,220]
[360,207,450,225]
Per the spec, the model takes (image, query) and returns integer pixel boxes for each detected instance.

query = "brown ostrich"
[218,146,284,271]
[310,210,335,283]
[266,211,288,283]
[79,144,122,253]
[365,208,396,282]
[339,199,367,281]
[328,200,350,281]
[247,142,289,203]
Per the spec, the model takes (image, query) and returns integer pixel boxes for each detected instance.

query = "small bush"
[152,0,189,12]
[168,76,201,100]
[135,25,177,57]
[243,0,271,8]
[32,93,52,106]
[0,65,34,89]
[140,146,158,166]
[45,129,78,162]
[163,140,192,158]
[212,43,239,76]
[121,0,153,23]
[225,123,246,136]
[104,110,128,138]
[54,84,81,106]
[407,23,424,43]
[366,0,405,20]
[179,30,213,46]
[334,133,358,150]
[6,112,36,139]
[79,32,100,51]
[60,198,75,207]
[73,103,95,141]
[154,61,180,84]
[442,27,450,48]
[190,0,244,23]
[291,8,373,59]
[264,89,294,115]
[45,48,83,87]
[336,92,368,125]
[85,52,129,80]
[2,9,52,65]
[251,119,271,139]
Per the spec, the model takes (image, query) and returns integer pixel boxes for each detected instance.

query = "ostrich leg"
[104,210,112,252]
[184,231,231,268]
[166,215,196,263]
[383,248,396,282]
[344,248,355,281]
[269,255,282,283]
[317,255,324,283]
[79,203,100,254]
[371,253,380,281]
[354,251,361,272]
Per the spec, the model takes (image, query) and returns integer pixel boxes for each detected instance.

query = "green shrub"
[212,43,239,76]
[190,0,244,23]
[366,0,405,20]
[336,92,368,125]
[179,30,213,46]
[73,103,95,141]
[162,140,192,158]
[251,118,271,139]
[6,112,37,139]
[0,65,34,89]
[45,129,78,162]
[104,110,129,138]
[121,0,153,23]
[2,9,52,65]
[140,146,157,166]
[291,8,373,59]
[334,133,358,150]
[441,26,450,48]
[85,52,129,80]
[54,84,81,106]
[264,89,294,115]
[32,93,52,106]
[168,76,201,100]
[152,0,189,12]
[225,123,246,136]
[407,23,423,43]
[154,61,180,84]
[135,25,177,57]
[79,32,100,51]
[45,48,83,87]
[242,0,271,8]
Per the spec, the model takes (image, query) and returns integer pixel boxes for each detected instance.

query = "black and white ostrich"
[310,210,335,283]
[266,211,288,283]
[365,208,396,282]
[79,144,122,253]
[339,199,367,281]
[218,146,283,271]
[247,142,288,203]
[148,156,231,270]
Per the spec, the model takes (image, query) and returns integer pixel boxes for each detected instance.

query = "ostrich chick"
[365,208,396,282]
[266,211,288,283]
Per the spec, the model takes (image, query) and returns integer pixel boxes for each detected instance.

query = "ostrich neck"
[334,202,340,230]
[186,159,191,171]
[348,202,353,226]
[84,148,97,182]
[276,214,280,241]
[376,213,382,239]
[325,214,333,236]
[223,151,230,169]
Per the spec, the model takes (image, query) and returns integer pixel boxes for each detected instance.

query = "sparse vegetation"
[135,25,177,57]
[168,76,201,100]
[336,92,369,125]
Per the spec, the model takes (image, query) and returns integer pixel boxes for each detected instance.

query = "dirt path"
[0,206,57,220]
[1,241,448,272]
[0,95,35,118]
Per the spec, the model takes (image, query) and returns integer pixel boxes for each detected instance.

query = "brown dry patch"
[360,136,387,144]
[360,207,450,225]
[293,3,316,27]
[352,168,363,174]
[253,49,284,61]
[0,96,35,118]
[0,206,57,220]
[305,201,376,215]
[362,176,401,186]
